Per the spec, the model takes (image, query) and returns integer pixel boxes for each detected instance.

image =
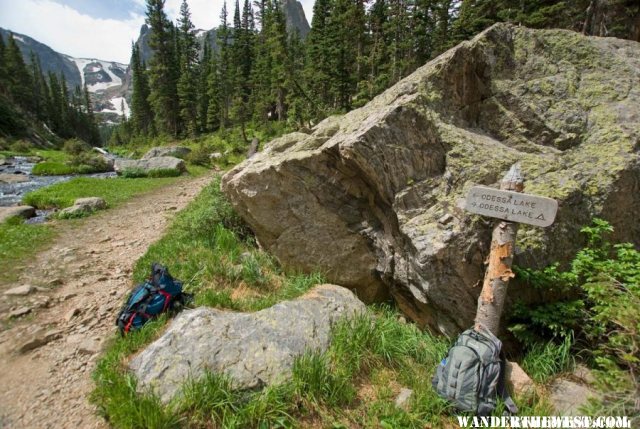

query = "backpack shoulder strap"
[498,352,518,415]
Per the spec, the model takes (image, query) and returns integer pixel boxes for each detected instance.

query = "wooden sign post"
[465,164,558,336]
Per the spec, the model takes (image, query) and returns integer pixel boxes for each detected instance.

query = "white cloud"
[0,0,144,63]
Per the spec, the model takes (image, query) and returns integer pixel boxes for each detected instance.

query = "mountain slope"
[0,28,82,88]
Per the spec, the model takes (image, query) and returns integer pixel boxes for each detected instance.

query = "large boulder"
[0,206,35,223]
[59,197,107,217]
[222,24,640,335]
[129,284,365,402]
[141,146,191,160]
[114,156,186,175]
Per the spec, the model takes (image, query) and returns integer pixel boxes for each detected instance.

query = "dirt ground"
[0,173,213,428]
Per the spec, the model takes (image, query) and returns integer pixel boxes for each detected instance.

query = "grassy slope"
[22,176,180,209]
[92,179,555,428]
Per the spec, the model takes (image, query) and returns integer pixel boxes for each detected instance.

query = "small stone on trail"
[47,278,64,287]
[78,339,101,356]
[394,388,413,410]
[61,292,77,301]
[8,307,31,319]
[4,285,35,296]
[18,329,62,354]
[64,308,81,322]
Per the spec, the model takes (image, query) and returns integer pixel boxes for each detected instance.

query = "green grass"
[92,177,554,428]
[23,176,180,209]
[92,304,554,428]
[0,217,56,283]
[521,335,575,383]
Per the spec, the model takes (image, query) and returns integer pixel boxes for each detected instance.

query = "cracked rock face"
[222,24,640,335]
[129,284,365,402]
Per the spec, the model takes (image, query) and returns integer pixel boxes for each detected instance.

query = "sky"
[0,0,314,64]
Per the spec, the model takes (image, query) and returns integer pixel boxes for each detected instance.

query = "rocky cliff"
[222,24,640,335]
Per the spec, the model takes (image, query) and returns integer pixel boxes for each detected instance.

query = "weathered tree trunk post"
[475,163,524,336]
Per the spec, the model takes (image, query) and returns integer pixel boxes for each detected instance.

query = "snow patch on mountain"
[70,58,93,86]
[68,57,128,93]
[100,96,131,118]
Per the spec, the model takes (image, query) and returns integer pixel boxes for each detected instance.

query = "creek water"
[0,156,117,222]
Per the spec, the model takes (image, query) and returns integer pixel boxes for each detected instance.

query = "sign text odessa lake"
[465,185,558,227]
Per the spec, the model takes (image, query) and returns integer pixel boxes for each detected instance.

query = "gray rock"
[59,197,107,217]
[550,379,599,415]
[394,388,413,410]
[0,206,36,223]
[114,156,186,175]
[77,339,101,356]
[4,285,35,297]
[141,146,191,160]
[0,173,29,184]
[8,307,31,319]
[209,152,223,159]
[222,24,640,334]
[18,329,62,354]
[505,361,534,395]
[129,284,365,402]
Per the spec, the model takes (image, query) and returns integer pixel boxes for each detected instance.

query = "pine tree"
[47,72,63,134]
[146,0,180,136]
[231,0,256,140]
[177,0,199,136]
[59,74,72,137]
[130,44,154,135]
[284,30,313,127]
[0,35,8,96]
[197,38,212,132]
[412,0,437,66]
[83,83,100,144]
[5,33,34,111]
[217,1,233,127]
[305,0,334,111]
[30,53,48,121]
[364,0,390,99]
[206,51,222,130]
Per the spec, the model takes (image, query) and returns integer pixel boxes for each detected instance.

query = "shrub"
[9,140,31,153]
[186,144,212,167]
[62,138,90,156]
[510,219,640,413]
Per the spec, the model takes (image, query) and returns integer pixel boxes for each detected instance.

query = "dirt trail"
[0,173,214,428]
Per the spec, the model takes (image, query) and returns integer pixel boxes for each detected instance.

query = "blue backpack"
[116,263,188,334]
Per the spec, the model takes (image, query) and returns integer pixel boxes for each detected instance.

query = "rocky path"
[0,173,214,428]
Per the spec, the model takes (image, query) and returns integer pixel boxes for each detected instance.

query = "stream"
[0,156,117,222]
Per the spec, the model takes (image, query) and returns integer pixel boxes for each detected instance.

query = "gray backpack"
[432,327,518,416]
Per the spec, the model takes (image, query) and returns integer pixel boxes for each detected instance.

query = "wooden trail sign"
[465,186,558,227]
[467,164,558,336]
